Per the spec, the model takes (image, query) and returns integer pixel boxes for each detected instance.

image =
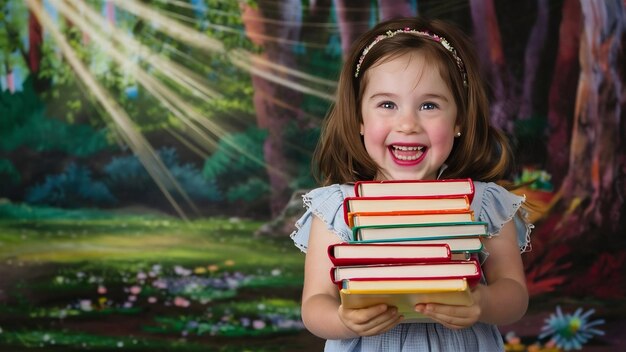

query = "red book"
[343,195,471,226]
[330,259,482,287]
[328,243,451,266]
[354,178,474,202]
[347,209,475,228]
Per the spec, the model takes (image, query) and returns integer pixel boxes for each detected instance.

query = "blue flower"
[539,306,605,350]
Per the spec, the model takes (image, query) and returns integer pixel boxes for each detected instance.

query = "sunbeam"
[26,0,195,219]
[109,0,336,101]
[51,0,274,177]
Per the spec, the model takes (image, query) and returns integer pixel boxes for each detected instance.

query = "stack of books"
[328,178,488,322]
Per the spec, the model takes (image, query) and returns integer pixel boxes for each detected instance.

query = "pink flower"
[97,285,107,295]
[130,285,142,295]
[252,320,266,330]
[174,296,190,308]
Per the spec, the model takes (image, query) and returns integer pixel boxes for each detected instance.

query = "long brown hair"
[313,17,513,186]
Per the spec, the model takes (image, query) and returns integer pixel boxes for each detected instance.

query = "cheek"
[428,128,456,151]
[362,123,389,152]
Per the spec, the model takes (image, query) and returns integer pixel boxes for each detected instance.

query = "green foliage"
[148,298,303,337]
[25,163,117,207]
[203,0,257,51]
[514,115,548,138]
[515,167,554,191]
[226,177,269,202]
[0,158,20,185]
[203,127,269,203]
[104,147,222,202]
[0,0,27,76]
[0,202,136,220]
[283,123,319,190]
[0,77,112,155]
[0,108,111,155]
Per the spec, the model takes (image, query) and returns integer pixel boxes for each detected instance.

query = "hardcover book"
[343,195,471,226]
[328,243,451,266]
[352,222,489,242]
[355,178,474,202]
[351,237,484,257]
[330,259,481,285]
[348,209,475,228]
[340,278,473,323]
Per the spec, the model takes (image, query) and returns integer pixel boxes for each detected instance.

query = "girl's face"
[360,51,459,181]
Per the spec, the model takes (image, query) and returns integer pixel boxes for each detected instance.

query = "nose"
[396,110,420,134]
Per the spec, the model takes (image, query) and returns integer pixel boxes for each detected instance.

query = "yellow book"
[340,278,473,323]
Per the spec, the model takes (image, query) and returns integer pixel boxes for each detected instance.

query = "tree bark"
[546,0,581,187]
[558,0,626,237]
[241,0,303,217]
[378,0,416,21]
[333,0,371,58]
[28,2,42,74]
[519,0,549,120]
[27,0,49,92]
[469,0,515,132]
[3,59,14,93]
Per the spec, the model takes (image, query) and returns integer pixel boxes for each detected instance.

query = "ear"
[454,124,461,136]
[359,124,364,136]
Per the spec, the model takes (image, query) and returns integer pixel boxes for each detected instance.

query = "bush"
[0,77,112,156]
[104,147,222,203]
[0,158,20,185]
[25,163,117,207]
[203,127,269,203]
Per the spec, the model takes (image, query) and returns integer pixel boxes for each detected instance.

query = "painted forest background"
[0,0,625,351]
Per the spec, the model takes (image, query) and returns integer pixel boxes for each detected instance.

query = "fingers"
[415,303,479,330]
[339,304,403,336]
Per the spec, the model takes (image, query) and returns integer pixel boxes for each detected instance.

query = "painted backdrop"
[1,0,625,351]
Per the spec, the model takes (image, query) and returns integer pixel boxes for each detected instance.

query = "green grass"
[0,209,301,271]
[0,203,315,351]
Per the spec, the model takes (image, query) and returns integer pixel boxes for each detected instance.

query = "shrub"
[104,147,222,203]
[25,163,117,207]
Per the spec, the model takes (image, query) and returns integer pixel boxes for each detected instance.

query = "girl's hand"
[414,285,484,330]
[338,304,404,336]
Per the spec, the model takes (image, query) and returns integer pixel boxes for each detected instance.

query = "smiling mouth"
[390,145,425,161]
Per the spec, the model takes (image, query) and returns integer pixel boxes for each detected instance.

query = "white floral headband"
[354,27,468,87]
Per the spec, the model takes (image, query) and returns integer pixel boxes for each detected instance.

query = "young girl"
[291,17,532,351]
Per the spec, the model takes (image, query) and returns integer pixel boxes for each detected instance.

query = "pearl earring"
[455,132,461,137]
[360,131,364,136]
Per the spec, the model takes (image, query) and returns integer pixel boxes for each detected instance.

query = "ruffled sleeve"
[290,184,354,253]
[471,181,533,253]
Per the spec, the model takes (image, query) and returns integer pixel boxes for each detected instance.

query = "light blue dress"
[291,181,533,352]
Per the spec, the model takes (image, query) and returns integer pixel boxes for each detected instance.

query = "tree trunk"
[334,0,371,58]
[519,0,549,120]
[557,0,626,237]
[3,60,14,93]
[378,0,416,21]
[546,0,581,187]
[28,3,42,74]
[28,0,49,92]
[302,0,332,45]
[469,0,515,132]
[241,0,303,217]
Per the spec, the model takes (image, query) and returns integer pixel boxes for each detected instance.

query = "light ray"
[67,0,222,102]
[50,0,221,154]
[230,48,336,88]
[26,0,195,219]
[53,0,274,176]
[109,0,335,101]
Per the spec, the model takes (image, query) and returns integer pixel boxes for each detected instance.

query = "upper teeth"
[393,145,423,151]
